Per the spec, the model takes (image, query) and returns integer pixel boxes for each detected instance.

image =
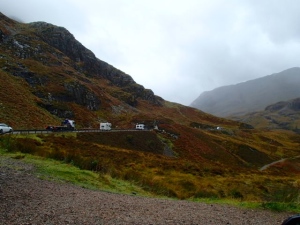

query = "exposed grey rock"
[28,21,162,106]
[64,81,101,111]
[0,12,163,124]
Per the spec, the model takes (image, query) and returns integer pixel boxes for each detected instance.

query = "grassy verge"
[0,148,153,197]
[1,134,300,213]
[2,148,299,212]
[191,197,300,212]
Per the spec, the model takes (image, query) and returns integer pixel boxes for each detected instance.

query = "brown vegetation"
[1,128,300,204]
[1,12,300,207]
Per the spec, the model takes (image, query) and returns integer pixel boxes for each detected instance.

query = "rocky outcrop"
[0,13,162,106]
[63,81,100,111]
[28,21,162,106]
[36,81,101,116]
[231,97,300,131]
[265,98,300,112]
[0,11,165,126]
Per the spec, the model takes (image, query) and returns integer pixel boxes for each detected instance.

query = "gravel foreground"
[0,157,294,225]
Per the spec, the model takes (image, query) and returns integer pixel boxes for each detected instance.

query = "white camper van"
[100,122,112,131]
[135,124,145,130]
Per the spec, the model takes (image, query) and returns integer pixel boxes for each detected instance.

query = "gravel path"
[0,156,293,225]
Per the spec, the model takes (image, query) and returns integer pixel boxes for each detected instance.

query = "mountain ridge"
[0,11,243,133]
[191,67,300,117]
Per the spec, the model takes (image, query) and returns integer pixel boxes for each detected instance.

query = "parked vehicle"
[0,123,13,134]
[281,214,300,224]
[46,119,75,131]
[135,124,145,130]
[100,122,111,131]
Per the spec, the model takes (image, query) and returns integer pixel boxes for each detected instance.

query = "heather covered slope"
[0,12,162,128]
[0,156,293,224]
[0,11,299,168]
[0,12,233,129]
[1,12,300,204]
[191,68,300,117]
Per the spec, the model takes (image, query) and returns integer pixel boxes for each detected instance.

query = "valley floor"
[0,157,293,225]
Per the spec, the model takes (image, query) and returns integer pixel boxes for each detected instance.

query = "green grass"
[0,148,152,196]
[192,197,300,213]
[192,197,261,208]
[190,195,300,213]
[1,136,300,213]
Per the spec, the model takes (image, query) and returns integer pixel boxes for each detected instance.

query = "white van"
[100,122,112,131]
[135,124,145,130]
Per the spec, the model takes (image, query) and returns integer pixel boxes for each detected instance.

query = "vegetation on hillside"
[1,131,300,212]
[1,12,300,212]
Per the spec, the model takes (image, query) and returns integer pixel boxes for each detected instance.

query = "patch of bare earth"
[0,157,293,225]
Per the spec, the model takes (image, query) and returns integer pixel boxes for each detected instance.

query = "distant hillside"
[190,68,300,117]
[2,11,300,204]
[230,97,300,131]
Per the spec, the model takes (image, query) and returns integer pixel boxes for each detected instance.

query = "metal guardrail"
[12,130,53,134]
[10,129,149,135]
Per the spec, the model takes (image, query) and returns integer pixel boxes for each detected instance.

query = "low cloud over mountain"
[191,68,300,117]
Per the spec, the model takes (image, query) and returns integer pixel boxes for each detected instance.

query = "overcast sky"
[1,0,300,105]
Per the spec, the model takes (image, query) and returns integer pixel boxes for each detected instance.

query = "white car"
[0,123,13,134]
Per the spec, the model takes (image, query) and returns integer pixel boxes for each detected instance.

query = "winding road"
[259,155,300,171]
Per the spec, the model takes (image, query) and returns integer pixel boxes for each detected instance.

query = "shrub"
[230,189,243,200]
[0,135,15,152]
[261,202,300,212]
[194,190,219,199]
[15,139,39,154]
[126,135,134,144]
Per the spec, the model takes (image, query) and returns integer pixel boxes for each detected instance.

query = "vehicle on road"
[100,122,112,131]
[46,119,76,131]
[135,124,145,130]
[0,123,13,134]
[281,214,300,224]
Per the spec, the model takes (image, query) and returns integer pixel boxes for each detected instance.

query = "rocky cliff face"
[0,13,162,122]
[28,21,162,106]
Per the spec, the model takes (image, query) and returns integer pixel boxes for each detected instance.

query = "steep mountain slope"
[0,12,247,162]
[0,13,162,128]
[230,97,300,131]
[1,12,300,203]
[191,68,300,117]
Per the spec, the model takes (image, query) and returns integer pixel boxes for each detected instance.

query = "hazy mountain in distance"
[190,68,300,117]
[230,97,300,131]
